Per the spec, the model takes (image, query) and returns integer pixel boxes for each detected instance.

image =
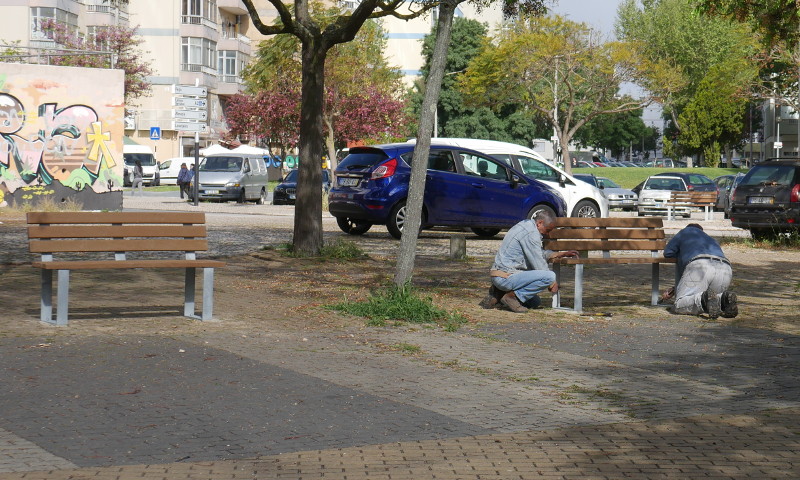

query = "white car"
[158,157,200,185]
[637,175,690,217]
[410,138,609,218]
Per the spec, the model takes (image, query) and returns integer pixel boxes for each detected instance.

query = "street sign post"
[149,127,161,140]
[171,83,208,207]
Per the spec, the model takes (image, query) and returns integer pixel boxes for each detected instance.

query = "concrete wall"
[0,63,124,209]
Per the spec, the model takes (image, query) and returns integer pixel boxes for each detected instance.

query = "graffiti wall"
[0,64,124,210]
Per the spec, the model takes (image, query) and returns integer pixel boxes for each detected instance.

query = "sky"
[549,0,625,37]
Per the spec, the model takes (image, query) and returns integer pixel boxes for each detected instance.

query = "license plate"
[205,189,218,194]
[748,196,774,204]
[338,177,360,187]
[289,194,295,199]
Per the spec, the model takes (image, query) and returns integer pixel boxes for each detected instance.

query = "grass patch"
[327,283,467,329]
[720,231,800,250]
[574,166,748,189]
[8,196,83,213]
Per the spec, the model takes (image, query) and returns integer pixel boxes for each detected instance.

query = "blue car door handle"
[471,182,485,188]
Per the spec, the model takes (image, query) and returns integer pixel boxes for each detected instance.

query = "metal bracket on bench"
[184,267,216,321]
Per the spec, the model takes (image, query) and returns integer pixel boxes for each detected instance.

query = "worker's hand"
[554,250,579,259]
[660,287,675,302]
[548,281,559,293]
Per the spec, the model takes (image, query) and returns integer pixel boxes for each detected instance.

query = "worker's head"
[534,209,557,236]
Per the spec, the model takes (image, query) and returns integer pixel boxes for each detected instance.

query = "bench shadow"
[23,305,187,320]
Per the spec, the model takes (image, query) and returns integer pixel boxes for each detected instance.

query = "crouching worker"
[662,223,738,318]
[479,210,578,313]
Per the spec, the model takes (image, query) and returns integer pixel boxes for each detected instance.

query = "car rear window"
[741,165,797,186]
[338,150,390,170]
[645,177,685,190]
[687,174,714,185]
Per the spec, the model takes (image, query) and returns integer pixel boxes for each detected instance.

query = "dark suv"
[729,159,800,239]
[328,144,567,238]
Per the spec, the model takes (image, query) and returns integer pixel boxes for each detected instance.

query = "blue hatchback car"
[328,143,567,238]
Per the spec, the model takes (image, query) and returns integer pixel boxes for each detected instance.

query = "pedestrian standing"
[176,163,193,200]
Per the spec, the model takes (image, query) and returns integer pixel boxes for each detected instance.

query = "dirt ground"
[1,209,799,337]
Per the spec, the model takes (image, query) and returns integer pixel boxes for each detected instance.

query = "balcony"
[218,0,248,15]
[216,76,245,96]
[181,15,218,30]
[217,34,251,55]
[85,3,130,22]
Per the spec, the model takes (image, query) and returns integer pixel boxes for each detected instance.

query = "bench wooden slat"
[29,238,209,253]
[27,225,207,239]
[27,211,207,224]
[546,239,666,251]
[552,257,677,265]
[547,229,665,240]
[553,217,663,228]
[32,259,226,270]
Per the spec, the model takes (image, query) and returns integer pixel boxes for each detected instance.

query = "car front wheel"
[336,217,372,235]
[528,204,556,221]
[471,227,501,238]
[571,200,599,218]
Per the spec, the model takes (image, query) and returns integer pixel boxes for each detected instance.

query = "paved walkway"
[0,197,796,479]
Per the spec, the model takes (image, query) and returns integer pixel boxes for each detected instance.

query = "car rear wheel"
[238,189,246,203]
[571,200,599,218]
[336,217,372,235]
[387,201,427,239]
[471,228,501,238]
[528,204,556,221]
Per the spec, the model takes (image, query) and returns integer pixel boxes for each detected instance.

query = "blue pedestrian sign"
[150,127,161,140]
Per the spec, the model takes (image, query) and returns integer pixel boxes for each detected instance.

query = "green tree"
[460,14,652,173]
[616,0,759,150]
[575,109,651,159]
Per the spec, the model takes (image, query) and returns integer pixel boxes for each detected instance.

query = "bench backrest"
[543,217,666,254]
[27,212,210,255]
[669,190,717,205]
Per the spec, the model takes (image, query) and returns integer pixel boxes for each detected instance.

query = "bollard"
[450,236,467,259]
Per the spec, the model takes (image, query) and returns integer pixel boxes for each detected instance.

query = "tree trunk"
[293,41,326,255]
[394,0,459,286]
[323,114,338,174]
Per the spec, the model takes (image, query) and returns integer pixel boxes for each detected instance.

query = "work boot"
[721,291,738,318]
[478,285,505,309]
[500,291,528,313]
[522,294,542,309]
[701,288,721,319]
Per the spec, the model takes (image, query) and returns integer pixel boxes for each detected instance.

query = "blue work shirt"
[664,225,727,280]
[491,219,553,275]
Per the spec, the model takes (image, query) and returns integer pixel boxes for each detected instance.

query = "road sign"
[172,97,207,108]
[150,127,161,140]
[775,141,783,149]
[171,121,207,133]
[172,109,207,121]
[171,85,207,96]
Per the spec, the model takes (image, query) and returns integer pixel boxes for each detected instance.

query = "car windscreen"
[201,156,243,172]
[515,155,560,182]
[123,153,156,166]
[597,177,620,188]
[284,170,298,182]
[741,165,796,187]
[338,150,390,170]
[573,174,596,186]
[687,174,714,185]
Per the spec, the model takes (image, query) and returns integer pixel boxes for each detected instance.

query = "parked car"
[574,174,638,211]
[714,173,745,218]
[273,169,331,205]
[158,157,199,185]
[653,172,717,192]
[189,153,269,204]
[419,138,609,218]
[328,144,567,239]
[729,159,800,239]
[576,160,597,168]
[637,175,691,217]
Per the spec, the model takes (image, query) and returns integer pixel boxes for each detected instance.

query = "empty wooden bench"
[543,217,676,313]
[666,191,718,221]
[27,211,226,325]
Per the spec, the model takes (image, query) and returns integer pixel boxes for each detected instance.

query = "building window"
[31,7,78,40]
[182,37,217,72]
[87,25,110,49]
[181,0,217,25]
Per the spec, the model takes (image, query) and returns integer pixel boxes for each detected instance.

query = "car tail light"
[371,158,397,180]
[687,184,694,191]
[791,184,800,203]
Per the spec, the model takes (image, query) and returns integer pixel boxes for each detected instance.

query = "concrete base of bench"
[39,267,218,326]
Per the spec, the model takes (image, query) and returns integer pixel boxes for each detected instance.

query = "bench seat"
[27,211,226,326]
[544,217,676,313]
[667,191,718,221]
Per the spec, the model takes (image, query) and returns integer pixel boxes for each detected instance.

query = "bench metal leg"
[201,267,215,321]
[184,267,196,317]
[651,263,660,306]
[40,270,53,324]
[574,264,584,313]
[55,270,70,326]
[552,264,561,309]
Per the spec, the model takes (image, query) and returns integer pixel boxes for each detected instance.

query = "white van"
[413,138,609,218]
[123,144,158,186]
[158,157,200,185]
[192,153,269,204]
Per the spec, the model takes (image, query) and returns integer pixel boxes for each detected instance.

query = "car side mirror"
[510,174,521,187]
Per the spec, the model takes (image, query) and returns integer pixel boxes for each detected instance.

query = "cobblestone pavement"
[0,195,797,479]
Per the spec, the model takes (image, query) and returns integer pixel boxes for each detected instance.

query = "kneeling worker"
[662,223,738,318]
[480,210,578,313]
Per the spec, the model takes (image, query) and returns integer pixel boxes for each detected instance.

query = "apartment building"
[1,1,503,160]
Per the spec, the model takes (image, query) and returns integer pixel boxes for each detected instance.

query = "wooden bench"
[27,211,226,326]
[543,217,676,313]
[666,191,718,221]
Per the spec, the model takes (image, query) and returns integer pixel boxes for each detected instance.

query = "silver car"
[637,175,690,217]
[574,174,638,211]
